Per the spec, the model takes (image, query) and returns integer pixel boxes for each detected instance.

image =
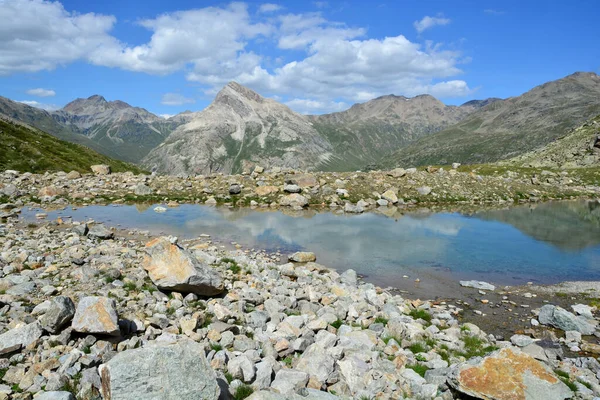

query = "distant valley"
[1,72,600,175]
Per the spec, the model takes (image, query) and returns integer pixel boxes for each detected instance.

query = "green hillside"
[0,119,146,174]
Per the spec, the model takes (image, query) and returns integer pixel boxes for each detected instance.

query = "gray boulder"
[142,237,224,296]
[88,224,114,240]
[99,340,219,400]
[538,305,596,335]
[40,296,76,333]
[35,392,76,400]
[72,296,120,336]
[229,184,242,195]
[459,280,496,291]
[134,184,153,195]
[0,321,43,355]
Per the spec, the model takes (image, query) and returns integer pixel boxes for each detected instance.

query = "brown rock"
[71,296,120,336]
[91,164,111,175]
[448,347,572,400]
[38,186,64,197]
[581,342,600,354]
[255,186,279,196]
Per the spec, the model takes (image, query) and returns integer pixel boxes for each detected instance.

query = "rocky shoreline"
[1,167,600,399]
[0,209,597,399]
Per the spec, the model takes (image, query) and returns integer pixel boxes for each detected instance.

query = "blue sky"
[0,0,598,116]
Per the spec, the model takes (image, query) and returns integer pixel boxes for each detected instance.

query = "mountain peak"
[87,94,106,102]
[216,82,265,104]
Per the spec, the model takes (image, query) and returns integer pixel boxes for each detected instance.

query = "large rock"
[381,189,398,204]
[72,296,120,336]
[35,392,76,400]
[40,296,76,333]
[460,280,496,291]
[0,322,43,355]
[255,186,279,196]
[279,194,308,208]
[142,237,224,296]
[448,347,573,400]
[88,224,114,240]
[296,344,335,383]
[538,305,596,335]
[38,186,64,198]
[133,184,153,195]
[289,252,316,263]
[91,164,111,175]
[99,340,219,400]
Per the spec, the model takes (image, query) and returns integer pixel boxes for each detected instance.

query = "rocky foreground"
[0,207,599,399]
[0,164,598,215]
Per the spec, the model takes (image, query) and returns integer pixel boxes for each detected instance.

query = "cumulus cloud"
[413,15,451,33]
[26,88,56,97]
[258,3,282,13]
[3,1,473,113]
[0,0,117,75]
[158,113,174,119]
[161,93,195,106]
[17,100,60,111]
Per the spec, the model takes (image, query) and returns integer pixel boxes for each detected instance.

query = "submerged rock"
[99,340,220,400]
[448,347,573,400]
[142,237,224,296]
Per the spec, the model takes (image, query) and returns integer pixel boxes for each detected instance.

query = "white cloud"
[2,1,472,113]
[258,3,282,13]
[17,100,60,111]
[26,88,56,97]
[161,93,195,106]
[0,0,117,75]
[158,113,174,119]
[284,98,348,114]
[413,15,451,33]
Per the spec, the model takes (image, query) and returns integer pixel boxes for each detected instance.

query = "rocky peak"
[215,82,265,105]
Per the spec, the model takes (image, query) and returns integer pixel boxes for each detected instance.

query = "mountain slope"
[0,96,123,160]
[143,82,333,175]
[506,114,600,168]
[53,95,179,163]
[310,94,491,170]
[0,118,145,174]
[383,72,600,168]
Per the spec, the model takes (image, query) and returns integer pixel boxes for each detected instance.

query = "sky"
[0,0,598,117]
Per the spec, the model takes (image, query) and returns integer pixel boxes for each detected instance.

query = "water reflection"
[25,200,600,287]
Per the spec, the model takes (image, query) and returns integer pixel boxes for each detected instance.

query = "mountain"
[143,82,333,175]
[0,117,144,174]
[506,114,600,168]
[310,94,494,171]
[0,95,124,159]
[53,95,179,163]
[382,72,600,168]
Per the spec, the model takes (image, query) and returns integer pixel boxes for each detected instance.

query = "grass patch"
[554,370,578,392]
[282,355,294,366]
[408,342,428,354]
[123,282,138,292]
[222,257,241,274]
[330,319,343,329]
[0,368,7,381]
[374,316,388,325]
[201,313,213,328]
[210,343,223,352]
[233,384,254,400]
[406,364,430,378]
[458,335,498,359]
[409,308,432,323]
[224,372,233,384]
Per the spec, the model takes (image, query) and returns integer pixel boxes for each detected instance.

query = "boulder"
[388,168,406,178]
[91,165,111,175]
[133,184,153,195]
[381,189,398,204]
[289,252,316,263]
[538,305,596,335]
[99,340,219,400]
[40,296,76,333]
[35,392,76,400]
[448,347,573,400]
[87,224,114,240]
[294,174,318,188]
[72,296,120,336]
[255,186,279,196]
[284,184,302,193]
[38,186,64,198]
[279,194,308,208]
[417,186,432,195]
[142,237,224,296]
[270,369,309,394]
[229,184,242,194]
[66,171,82,179]
[0,322,43,355]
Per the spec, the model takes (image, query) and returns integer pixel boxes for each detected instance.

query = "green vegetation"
[222,257,241,274]
[408,342,428,354]
[331,319,343,329]
[374,316,388,325]
[409,309,432,323]
[458,335,498,359]
[554,369,578,392]
[406,364,430,377]
[0,119,145,174]
[210,343,223,352]
[0,367,7,381]
[224,372,234,384]
[233,384,254,400]
[282,355,294,366]
[123,282,138,292]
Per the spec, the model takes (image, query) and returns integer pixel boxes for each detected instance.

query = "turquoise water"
[25,200,600,287]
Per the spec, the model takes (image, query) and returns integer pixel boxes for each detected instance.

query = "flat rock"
[133,184,153,195]
[279,194,308,208]
[91,165,111,175]
[460,280,496,291]
[448,347,573,400]
[0,322,43,355]
[87,224,114,240]
[99,340,219,400]
[142,237,224,296]
[72,296,120,336]
[289,252,316,263]
[538,305,595,335]
[35,392,76,400]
